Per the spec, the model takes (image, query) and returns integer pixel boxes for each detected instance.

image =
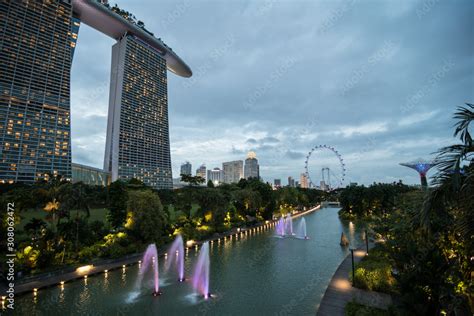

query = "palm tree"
[419,103,473,313]
[421,103,473,235]
[42,173,68,229]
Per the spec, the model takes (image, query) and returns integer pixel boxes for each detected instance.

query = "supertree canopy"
[400,158,434,188]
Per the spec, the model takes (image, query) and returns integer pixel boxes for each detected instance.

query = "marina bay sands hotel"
[0,0,192,189]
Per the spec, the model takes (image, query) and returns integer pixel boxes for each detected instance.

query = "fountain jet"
[165,234,185,282]
[275,217,285,236]
[136,244,161,296]
[192,242,210,299]
[285,213,294,235]
[295,218,309,239]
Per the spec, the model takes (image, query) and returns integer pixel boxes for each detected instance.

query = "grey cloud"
[70,0,474,185]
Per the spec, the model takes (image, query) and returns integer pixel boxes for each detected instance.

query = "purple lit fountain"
[275,217,285,236]
[285,213,294,235]
[192,242,211,299]
[165,234,185,282]
[135,244,161,296]
[295,218,309,239]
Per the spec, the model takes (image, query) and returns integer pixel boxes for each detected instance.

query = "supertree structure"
[400,159,434,188]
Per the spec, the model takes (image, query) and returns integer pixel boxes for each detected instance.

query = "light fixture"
[76,265,93,274]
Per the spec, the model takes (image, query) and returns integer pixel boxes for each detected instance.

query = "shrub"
[345,301,391,316]
[351,247,397,294]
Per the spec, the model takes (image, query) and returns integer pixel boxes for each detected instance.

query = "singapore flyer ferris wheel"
[304,145,346,191]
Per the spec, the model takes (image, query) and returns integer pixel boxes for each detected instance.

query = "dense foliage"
[339,182,414,220]
[340,104,474,315]
[0,177,328,279]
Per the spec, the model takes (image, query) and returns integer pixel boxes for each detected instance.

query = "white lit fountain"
[295,217,309,239]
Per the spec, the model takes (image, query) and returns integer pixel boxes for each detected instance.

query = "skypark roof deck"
[72,0,192,77]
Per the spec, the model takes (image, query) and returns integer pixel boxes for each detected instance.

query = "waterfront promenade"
[316,248,392,315]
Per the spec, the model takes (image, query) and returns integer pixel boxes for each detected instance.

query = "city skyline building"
[300,173,309,189]
[223,160,243,184]
[0,1,76,184]
[180,161,192,176]
[288,176,295,187]
[244,151,259,179]
[274,179,281,188]
[207,167,223,185]
[196,163,206,180]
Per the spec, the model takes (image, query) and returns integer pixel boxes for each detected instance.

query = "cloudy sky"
[71,0,473,186]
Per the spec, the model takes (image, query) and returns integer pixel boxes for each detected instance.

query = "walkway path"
[316,249,392,315]
[1,253,142,298]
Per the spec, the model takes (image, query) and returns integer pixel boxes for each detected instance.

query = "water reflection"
[13,207,365,315]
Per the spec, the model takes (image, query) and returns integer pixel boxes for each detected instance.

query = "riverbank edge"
[316,246,393,315]
[1,204,326,298]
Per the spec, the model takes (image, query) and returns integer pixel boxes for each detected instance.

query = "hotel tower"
[0,0,191,188]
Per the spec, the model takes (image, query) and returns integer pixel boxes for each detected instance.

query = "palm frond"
[452,103,474,145]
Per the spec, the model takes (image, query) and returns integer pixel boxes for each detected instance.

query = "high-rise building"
[207,167,223,185]
[0,1,192,186]
[195,164,206,180]
[104,35,172,189]
[223,160,243,184]
[0,1,77,183]
[244,151,259,179]
[300,173,309,188]
[274,179,281,187]
[288,176,295,187]
[180,161,192,176]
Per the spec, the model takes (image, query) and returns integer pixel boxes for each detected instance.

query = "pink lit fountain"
[192,242,211,299]
[136,244,161,297]
[165,234,185,282]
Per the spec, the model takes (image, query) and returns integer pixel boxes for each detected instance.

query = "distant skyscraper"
[180,161,192,176]
[196,164,206,180]
[223,160,243,184]
[288,176,295,187]
[274,179,281,187]
[104,35,172,189]
[207,167,223,185]
[0,1,77,183]
[300,173,309,188]
[244,151,259,179]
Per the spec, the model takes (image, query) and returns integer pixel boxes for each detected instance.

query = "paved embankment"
[316,249,392,315]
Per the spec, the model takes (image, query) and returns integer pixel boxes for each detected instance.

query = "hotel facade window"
[0,0,75,183]
[104,35,172,189]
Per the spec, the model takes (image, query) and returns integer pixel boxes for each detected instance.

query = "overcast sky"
[70,0,473,186]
